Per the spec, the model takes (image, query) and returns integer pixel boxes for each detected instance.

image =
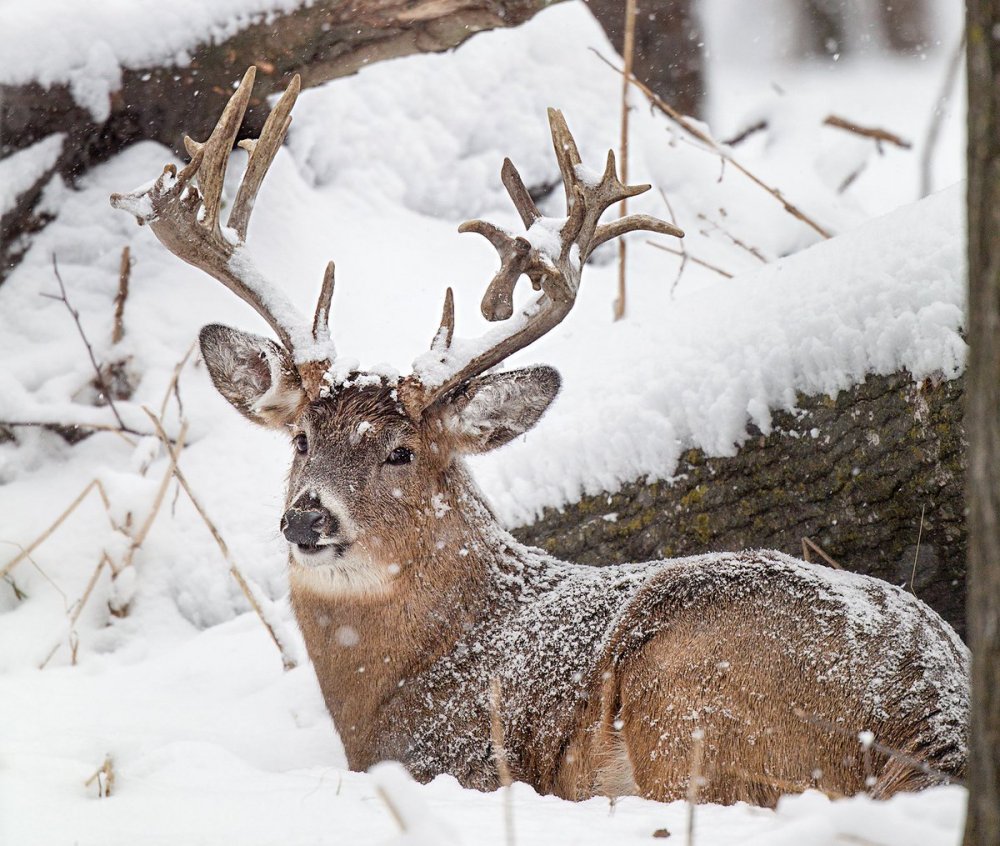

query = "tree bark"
[963,3,1000,843]
[514,370,968,638]
[583,0,704,119]
[0,0,560,281]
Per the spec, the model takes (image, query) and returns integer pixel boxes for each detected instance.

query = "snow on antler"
[109,66,336,396]
[405,108,683,415]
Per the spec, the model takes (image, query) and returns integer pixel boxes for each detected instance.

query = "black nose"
[281,494,339,547]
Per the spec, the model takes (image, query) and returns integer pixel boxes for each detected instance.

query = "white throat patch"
[288,545,394,599]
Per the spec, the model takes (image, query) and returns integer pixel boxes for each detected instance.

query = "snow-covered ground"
[0,2,968,844]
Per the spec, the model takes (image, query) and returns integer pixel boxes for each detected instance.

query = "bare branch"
[143,408,298,671]
[50,255,127,431]
[1,479,117,580]
[591,49,833,240]
[646,240,734,279]
[823,114,912,150]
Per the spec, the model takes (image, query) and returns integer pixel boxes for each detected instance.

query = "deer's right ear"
[199,324,306,428]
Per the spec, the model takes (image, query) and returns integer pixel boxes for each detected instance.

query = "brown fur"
[201,332,969,808]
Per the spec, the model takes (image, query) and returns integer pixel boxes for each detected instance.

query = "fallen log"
[1,0,560,279]
[514,370,968,638]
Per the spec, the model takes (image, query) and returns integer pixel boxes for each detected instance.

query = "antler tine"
[431,287,455,351]
[229,74,301,241]
[191,66,257,235]
[111,66,336,399]
[594,214,685,250]
[547,108,582,212]
[460,220,535,322]
[407,109,684,417]
[500,158,541,228]
[313,261,335,343]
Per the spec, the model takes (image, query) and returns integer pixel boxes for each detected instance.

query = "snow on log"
[0,0,560,280]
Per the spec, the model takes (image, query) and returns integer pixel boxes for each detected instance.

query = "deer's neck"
[288,461,512,764]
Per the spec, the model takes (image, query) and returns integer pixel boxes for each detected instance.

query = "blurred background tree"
[584,0,705,117]
[797,0,930,57]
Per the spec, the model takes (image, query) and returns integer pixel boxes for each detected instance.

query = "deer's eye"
[294,433,308,455]
[386,446,414,466]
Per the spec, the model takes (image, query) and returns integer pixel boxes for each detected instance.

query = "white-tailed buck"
[112,68,968,806]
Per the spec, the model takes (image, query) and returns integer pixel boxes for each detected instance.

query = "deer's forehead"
[301,389,414,441]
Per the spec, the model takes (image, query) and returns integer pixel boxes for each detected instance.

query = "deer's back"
[373,548,968,800]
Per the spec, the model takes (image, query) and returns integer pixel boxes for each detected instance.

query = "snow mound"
[0,3,969,843]
[475,184,965,526]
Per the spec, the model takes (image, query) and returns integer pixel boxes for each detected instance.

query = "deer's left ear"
[434,366,561,454]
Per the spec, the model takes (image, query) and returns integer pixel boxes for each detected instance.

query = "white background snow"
[0,1,969,843]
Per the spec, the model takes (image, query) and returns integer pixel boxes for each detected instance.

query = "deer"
[111,67,969,808]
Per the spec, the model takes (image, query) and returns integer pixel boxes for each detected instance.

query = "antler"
[406,108,684,415]
[110,67,336,397]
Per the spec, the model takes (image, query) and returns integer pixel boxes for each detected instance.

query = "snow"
[0,0,306,118]
[0,1,971,843]
[0,133,65,216]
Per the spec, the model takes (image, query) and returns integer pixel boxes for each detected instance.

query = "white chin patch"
[288,545,392,598]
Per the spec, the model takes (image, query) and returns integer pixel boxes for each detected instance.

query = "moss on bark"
[513,371,968,637]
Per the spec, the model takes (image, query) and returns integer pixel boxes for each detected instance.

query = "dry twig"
[909,504,926,596]
[801,537,844,570]
[921,30,966,197]
[591,50,832,240]
[0,419,152,441]
[39,553,113,669]
[84,755,115,798]
[793,708,964,787]
[375,784,408,832]
[823,115,912,150]
[158,340,198,421]
[143,408,297,671]
[48,255,127,431]
[686,727,705,846]
[1,479,117,580]
[722,120,768,148]
[490,677,515,846]
[657,189,690,294]
[112,246,131,344]
[646,240,733,279]
[614,0,638,322]
[697,212,768,263]
[105,419,190,619]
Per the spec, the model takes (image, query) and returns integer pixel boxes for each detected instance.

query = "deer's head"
[110,67,682,592]
[198,320,560,590]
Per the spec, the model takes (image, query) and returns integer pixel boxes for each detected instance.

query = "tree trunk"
[797,0,930,57]
[800,0,848,57]
[514,370,968,638]
[583,0,704,119]
[879,0,931,53]
[963,3,1000,843]
[0,0,559,281]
